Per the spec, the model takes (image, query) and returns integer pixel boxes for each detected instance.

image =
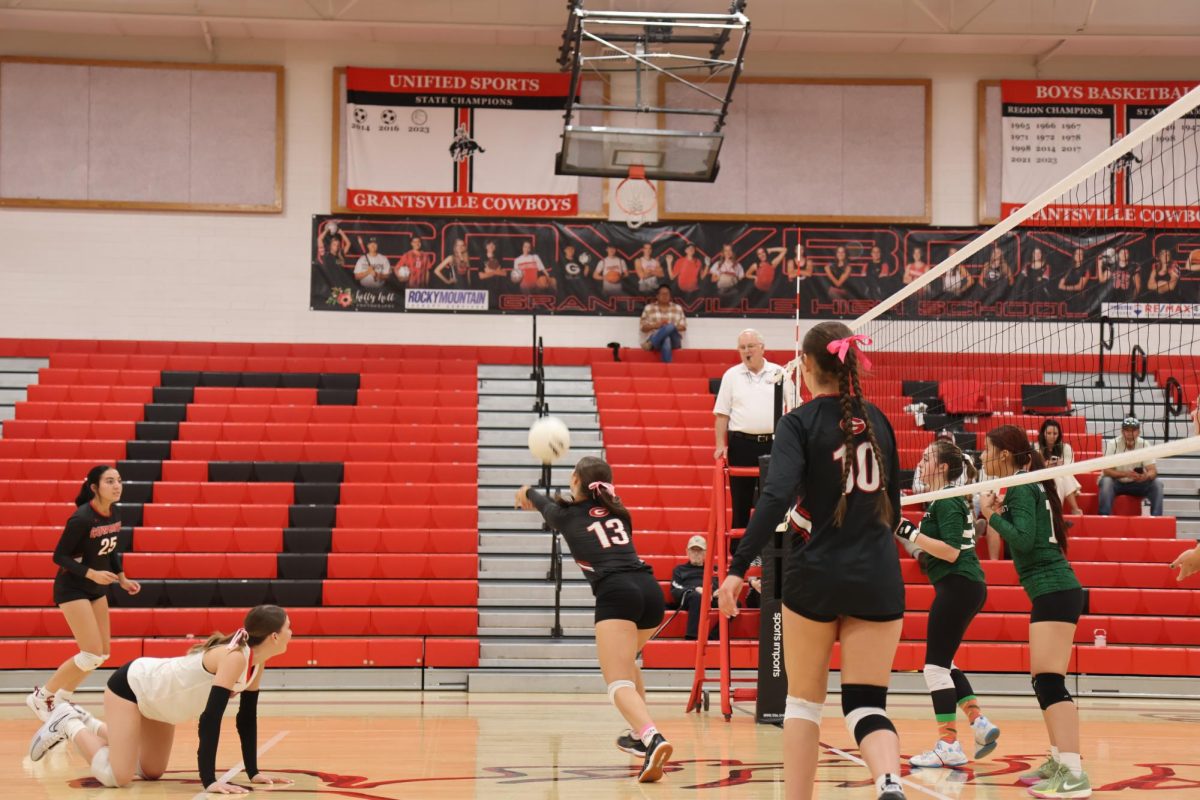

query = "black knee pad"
[841,683,895,744]
[1032,673,1072,710]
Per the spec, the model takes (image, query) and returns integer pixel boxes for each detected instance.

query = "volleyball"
[396,265,410,280]
[510,268,524,283]
[528,416,571,464]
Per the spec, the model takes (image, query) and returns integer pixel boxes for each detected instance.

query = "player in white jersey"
[30,605,293,795]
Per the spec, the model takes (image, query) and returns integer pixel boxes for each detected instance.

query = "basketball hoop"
[611,165,658,229]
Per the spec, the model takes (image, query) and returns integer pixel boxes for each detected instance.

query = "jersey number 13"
[587,518,630,549]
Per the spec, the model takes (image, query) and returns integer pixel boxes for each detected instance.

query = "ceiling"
[1,0,1199,59]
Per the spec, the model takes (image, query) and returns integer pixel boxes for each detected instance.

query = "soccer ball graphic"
[381,109,397,125]
[353,107,368,124]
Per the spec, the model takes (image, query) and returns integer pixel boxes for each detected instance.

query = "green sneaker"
[1019,756,1061,786]
[1028,767,1091,799]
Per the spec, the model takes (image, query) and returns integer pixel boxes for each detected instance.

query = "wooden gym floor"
[4,690,1199,798]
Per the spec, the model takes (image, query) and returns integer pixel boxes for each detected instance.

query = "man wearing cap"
[1098,417,1163,516]
[353,237,391,290]
[670,535,760,640]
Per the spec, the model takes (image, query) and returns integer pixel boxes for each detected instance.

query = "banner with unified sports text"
[311,214,1200,319]
[343,67,578,217]
[1000,80,1200,228]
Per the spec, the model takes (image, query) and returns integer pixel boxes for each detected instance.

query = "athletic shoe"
[909,739,968,767]
[25,687,53,722]
[637,733,673,783]
[877,773,907,800]
[1020,756,1063,786]
[616,730,647,757]
[971,715,1001,759]
[1028,768,1091,799]
[29,702,84,762]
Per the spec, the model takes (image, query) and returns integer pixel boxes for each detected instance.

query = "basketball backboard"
[557,126,723,182]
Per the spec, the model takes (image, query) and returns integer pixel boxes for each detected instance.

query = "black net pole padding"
[1129,345,1148,418]
[773,379,784,424]
[753,453,788,725]
[1096,316,1114,388]
[551,534,564,638]
[1164,377,1185,444]
[530,313,539,380]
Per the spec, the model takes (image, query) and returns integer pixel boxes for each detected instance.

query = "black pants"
[683,589,718,640]
[728,433,773,532]
[926,574,987,667]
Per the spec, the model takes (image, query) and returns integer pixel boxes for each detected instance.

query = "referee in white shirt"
[713,329,786,543]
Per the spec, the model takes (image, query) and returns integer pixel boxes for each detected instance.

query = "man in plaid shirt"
[639,285,687,363]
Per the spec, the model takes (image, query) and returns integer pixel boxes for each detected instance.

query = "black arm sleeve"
[51,517,90,578]
[526,488,570,532]
[235,690,260,779]
[109,547,123,576]
[730,415,806,578]
[197,686,232,788]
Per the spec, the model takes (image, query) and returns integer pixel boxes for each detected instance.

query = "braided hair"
[801,321,892,527]
[986,424,1068,552]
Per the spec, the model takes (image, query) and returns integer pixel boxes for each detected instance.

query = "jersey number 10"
[587,518,630,549]
[832,442,881,493]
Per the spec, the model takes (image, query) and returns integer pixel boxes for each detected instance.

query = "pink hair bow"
[588,481,615,495]
[227,628,249,650]
[827,334,873,370]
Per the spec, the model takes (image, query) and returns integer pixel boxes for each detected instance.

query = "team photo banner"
[343,67,578,217]
[311,215,1199,320]
[1000,79,1200,227]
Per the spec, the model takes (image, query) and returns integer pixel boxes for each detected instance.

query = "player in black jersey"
[718,321,906,800]
[516,455,672,783]
[27,466,140,723]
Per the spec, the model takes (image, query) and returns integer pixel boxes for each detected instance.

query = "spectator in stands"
[671,535,718,641]
[714,330,787,541]
[1037,419,1083,515]
[1098,417,1163,516]
[671,536,760,641]
[27,466,140,722]
[639,286,687,363]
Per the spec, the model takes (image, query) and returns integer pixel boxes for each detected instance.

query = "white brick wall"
[1,32,1196,352]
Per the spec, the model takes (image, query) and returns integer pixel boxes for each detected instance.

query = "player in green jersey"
[981,425,1089,799]
[899,441,1000,768]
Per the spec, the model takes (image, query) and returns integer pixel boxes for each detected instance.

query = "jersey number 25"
[832,442,881,493]
[587,518,630,549]
[97,536,118,557]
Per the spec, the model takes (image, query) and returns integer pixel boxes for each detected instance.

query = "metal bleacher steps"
[1059,373,1200,539]
[475,364,608,678]
[0,358,48,425]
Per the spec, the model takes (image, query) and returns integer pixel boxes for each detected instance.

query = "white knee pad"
[73,651,106,672]
[91,748,120,788]
[607,679,637,705]
[784,695,823,725]
[923,663,954,692]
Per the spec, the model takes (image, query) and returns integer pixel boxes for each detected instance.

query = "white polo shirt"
[713,360,785,435]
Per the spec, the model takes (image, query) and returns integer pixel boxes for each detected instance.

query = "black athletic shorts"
[593,570,665,629]
[53,573,106,606]
[1030,587,1085,625]
[106,662,138,705]
[785,601,905,624]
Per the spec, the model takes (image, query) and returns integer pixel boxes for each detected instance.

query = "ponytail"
[559,455,632,528]
[987,425,1068,553]
[188,605,287,654]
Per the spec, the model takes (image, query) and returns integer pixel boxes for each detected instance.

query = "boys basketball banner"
[311,215,1199,320]
[1000,80,1200,227]
[343,67,578,217]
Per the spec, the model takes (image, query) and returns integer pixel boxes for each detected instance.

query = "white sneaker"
[29,701,83,762]
[25,687,53,722]
[971,715,1001,759]
[909,739,968,768]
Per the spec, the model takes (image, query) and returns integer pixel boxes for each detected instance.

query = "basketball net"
[611,165,658,230]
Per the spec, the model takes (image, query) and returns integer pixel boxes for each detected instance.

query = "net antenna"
[555,1,749,184]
